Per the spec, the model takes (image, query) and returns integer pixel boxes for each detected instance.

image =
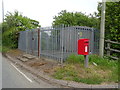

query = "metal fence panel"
[18,31,26,52]
[18,26,99,62]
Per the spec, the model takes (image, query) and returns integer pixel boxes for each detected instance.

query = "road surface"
[2,55,59,88]
[0,53,2,89]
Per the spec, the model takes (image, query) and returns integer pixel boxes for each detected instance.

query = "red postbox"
[78,39,89,55]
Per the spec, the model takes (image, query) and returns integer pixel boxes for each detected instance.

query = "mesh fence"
[18,26,99,63]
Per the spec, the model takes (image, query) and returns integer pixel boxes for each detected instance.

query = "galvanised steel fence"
[18,25,99,63]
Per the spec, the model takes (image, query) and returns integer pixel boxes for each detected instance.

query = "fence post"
[61,25,64,64]
[38,28,40,58]
[107,39,110,56]
[26,31,28,54]
[91,28,94,54]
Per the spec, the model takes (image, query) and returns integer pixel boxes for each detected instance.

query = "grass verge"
[52,54,118,84]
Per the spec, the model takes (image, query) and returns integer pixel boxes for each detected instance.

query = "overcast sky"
[0,0,102,27]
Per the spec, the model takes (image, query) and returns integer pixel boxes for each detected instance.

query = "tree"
[97,2,120,42]
[97,2,120,58]
[2,11,40,48]
[52,10,99,29]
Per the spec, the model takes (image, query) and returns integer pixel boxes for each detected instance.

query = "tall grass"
[66,54,84,64]
[53,54,118,84]
[66,54,118,69]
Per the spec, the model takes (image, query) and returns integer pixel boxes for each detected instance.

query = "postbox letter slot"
[84,41,89,43]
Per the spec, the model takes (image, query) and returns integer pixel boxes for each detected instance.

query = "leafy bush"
[98,2,120,42]
[98,2,120,57]
[52,10,99,29]
[2,11,40,49]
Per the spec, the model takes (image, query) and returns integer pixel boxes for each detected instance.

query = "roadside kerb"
[5,54,118,89]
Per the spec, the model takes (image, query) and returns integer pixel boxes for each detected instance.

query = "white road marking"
[11,63,33,83]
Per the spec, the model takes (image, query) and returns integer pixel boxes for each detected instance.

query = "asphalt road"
[0,53,2,89]
[2,55,58,88]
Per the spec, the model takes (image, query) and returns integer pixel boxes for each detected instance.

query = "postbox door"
[78,39,89,55]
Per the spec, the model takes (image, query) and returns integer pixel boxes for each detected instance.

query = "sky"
[0,0,102,27]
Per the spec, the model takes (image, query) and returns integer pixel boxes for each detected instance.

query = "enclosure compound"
[18,25,99,63]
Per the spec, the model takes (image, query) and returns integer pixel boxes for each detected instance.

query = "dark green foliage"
[2,11,40,49]
[97,2,120,57]
[97,2,120,41]
[52,10,99,29]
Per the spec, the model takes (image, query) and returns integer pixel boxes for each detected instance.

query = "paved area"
[0,53,2,90]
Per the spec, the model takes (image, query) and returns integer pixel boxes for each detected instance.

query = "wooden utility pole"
[99,0,106,57]
[2,0,4,22]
